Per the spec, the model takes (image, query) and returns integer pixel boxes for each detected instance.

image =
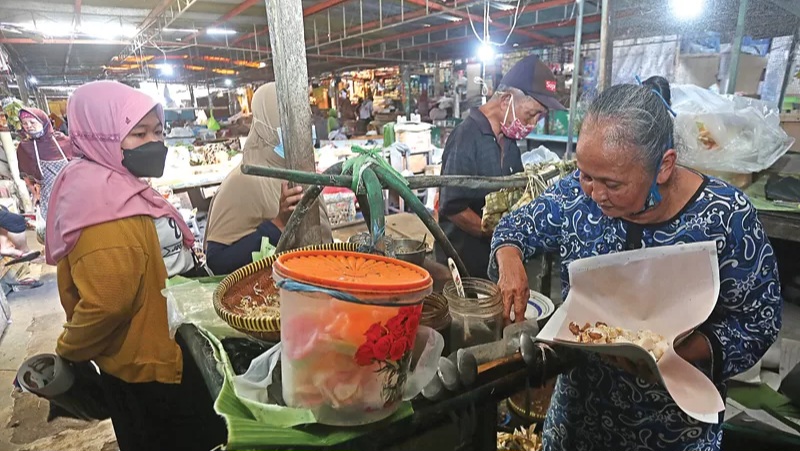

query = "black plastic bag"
[16,354,110,422]
[220,337,273,375]
[765,175,800,203]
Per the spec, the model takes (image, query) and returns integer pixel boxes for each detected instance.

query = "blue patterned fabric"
[489,171,782,451]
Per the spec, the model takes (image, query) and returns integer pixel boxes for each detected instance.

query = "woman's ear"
[657,149,678,184]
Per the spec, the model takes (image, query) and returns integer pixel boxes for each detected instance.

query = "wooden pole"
[265,0,323,247]
[597,0,613,91]
[242,163,574,191]
[15,74,30,106]
[726,0,748,95]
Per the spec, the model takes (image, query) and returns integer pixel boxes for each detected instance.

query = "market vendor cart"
[164,157,576,450]
[177,322,558,451]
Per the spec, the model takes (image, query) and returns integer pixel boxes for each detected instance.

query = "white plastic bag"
[671,84,794,174]
[403,325,445,401]
[162,280,239,338]
[35,206,45,245]
[234,343,282,404]
[521,145,561,166]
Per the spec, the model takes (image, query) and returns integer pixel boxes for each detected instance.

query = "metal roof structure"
[0,0,796,88]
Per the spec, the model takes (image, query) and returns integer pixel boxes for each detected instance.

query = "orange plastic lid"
[273,250,432,296]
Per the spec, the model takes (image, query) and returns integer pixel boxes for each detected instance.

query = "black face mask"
[121,141,168,178]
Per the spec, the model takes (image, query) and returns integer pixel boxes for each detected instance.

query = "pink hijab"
[45,81,194,265]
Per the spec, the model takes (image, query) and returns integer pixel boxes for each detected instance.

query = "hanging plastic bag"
[521,145,561,166]
[35,205,45,245]
[671,84,794,174]
[162,278,238,339]
[207,109,221,132]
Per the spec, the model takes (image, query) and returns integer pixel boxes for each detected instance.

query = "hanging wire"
[473,76,490,97]
[466,0,524,48]
[465,0,525,99]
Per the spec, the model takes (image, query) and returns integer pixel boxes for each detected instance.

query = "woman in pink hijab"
[16,107,75,226]
[45,81,225,451]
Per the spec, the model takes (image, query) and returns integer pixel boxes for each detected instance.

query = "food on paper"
[568,321,669,361]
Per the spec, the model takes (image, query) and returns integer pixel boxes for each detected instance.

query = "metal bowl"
[393,238,427,267]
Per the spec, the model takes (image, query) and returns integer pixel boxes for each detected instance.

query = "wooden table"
[758,211,800,243]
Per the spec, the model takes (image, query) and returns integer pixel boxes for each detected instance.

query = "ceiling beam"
[304,1,489,52]
[139,0,173,31]
[368,16,602,60]
[404,0,556,44]
[182,0,259,42]
[339,0,584,57]
[0,38,129,45]
[303,0,351,18]
[307,0,569,54]
[231,0,350,47]
[113,0,200,69]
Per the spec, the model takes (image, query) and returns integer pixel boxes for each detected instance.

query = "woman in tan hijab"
[205,83,332,274]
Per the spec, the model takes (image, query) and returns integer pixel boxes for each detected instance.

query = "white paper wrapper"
[536,241,724,423]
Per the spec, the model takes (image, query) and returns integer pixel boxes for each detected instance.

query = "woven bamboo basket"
[213,242,360,341]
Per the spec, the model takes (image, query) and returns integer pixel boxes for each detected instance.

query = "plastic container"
[274,250,433,426]
[444,278,503,350]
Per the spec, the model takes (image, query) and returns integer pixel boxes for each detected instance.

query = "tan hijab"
[205,82,332,247]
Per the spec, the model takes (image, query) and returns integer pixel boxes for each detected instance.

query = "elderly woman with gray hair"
[490,76,782,450]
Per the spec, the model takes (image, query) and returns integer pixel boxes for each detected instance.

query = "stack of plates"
[524,290,556,322]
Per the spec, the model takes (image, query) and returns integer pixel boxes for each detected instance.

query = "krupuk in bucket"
[273,250,433,426]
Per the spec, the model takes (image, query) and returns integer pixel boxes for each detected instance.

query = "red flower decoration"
[364,322,385,342]
[355,343,375,366]
[405,318,418,336]
[353,304,423,368]
[389,337,410,361]
[386,314,406,338]
[352,305,423,405]
[373,336,393,361]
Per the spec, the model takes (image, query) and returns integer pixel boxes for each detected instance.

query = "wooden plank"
[265,0,323,247]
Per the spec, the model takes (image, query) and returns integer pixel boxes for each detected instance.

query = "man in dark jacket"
[435,55,565,279]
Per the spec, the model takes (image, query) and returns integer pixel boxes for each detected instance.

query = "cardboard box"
[405,154,429,174]
[781,113,800,153]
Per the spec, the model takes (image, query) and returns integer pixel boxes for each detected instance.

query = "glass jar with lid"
[443,278,503,350]
[421,293,453,355]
